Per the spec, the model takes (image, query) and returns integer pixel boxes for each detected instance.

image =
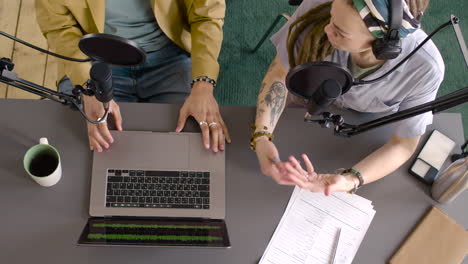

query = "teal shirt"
[104,0,171,52]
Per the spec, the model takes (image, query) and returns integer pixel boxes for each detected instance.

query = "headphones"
[372,0,404,60]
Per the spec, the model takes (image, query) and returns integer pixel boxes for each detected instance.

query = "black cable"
[70,99,110,124]
[355,20,453,85]
[0,31,92,63]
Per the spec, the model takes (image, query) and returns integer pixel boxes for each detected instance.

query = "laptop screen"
[78,217,230,247]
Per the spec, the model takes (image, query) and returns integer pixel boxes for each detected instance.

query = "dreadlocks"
[287,0,430,68]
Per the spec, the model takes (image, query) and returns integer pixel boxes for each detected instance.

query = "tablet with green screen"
[78,217,230,248]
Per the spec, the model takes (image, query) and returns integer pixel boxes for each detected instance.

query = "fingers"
[89,136,103,153]
[212,121,225,152]
[111,102,123,131]
[176,109,189,133]
[272,158,286,174]
[217,129,225,151]
[288,156,308,176]
[208,119,220,152]
[284,162,309,183]
[88,123,111,152]
[276,175,297,185]
[301,154,315,174]
[272,166,297,185]
[199,119,210,150]
[98,122,114,144]
[217,114,231,144]
[206,113,228,152]
[177,94,230,152]
[272,162,297,185]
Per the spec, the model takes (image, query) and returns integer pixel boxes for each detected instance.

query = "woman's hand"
[82,95,122,152]
[176,81,231,152]
[255,137,296,185]
[284,154,358,195]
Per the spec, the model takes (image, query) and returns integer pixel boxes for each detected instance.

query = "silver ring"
[199,121,208,126]
[208,122,218,127]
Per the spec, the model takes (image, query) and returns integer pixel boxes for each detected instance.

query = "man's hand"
[255,137,296,185]
[284,154,358,196]
[82,95,122,152]
[175,81,231,152]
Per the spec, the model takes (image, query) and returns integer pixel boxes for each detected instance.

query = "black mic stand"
[305,86,468,137]
[0,57,108,124]
[0,31,112,124]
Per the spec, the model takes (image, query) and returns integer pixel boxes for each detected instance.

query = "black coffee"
[29,154,58,177]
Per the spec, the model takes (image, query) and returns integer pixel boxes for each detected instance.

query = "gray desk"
[0,99,466,264]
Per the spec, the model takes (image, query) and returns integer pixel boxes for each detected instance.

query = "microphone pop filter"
[79,33,146,66]
[285,61,354,99]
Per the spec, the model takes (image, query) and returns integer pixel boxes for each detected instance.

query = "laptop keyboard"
[105,169,210,209]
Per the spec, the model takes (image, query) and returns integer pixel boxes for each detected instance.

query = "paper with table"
[259,187,376,264]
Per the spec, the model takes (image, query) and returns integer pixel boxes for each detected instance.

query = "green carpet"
[216,0,468,137]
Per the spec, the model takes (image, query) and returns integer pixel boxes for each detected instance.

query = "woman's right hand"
[255,137,295,185]
[82,95,122,152]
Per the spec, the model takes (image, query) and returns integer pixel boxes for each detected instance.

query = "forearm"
[188,0,225,81]
[255,56,289,133]
[352,136,420,185]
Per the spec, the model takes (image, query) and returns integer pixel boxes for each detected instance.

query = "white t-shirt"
[271,0,445,138]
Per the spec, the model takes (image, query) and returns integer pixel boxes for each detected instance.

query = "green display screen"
[78,217,230,247]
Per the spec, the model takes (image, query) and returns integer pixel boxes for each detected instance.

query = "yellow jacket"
[35,0,225,87]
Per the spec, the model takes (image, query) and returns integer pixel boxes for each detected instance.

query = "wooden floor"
[0,0,57,99]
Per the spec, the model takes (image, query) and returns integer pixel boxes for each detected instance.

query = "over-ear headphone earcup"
[372,38,402,60]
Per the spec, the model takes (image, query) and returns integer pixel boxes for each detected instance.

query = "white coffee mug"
[23,137,62,187]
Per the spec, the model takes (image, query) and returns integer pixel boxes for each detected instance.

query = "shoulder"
[185,0,226,17]
[402,29,445,80]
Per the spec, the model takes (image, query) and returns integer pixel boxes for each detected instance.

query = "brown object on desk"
[389,206,468,264]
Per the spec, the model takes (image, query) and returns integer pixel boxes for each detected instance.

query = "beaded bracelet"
[336,168,364,194]
[250,131,273,152]
[251,124,268,132]
[343,168,364,188]
[191,76,216,88]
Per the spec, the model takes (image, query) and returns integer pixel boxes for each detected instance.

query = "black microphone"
[90,62,113,104]
[307,79,342,115]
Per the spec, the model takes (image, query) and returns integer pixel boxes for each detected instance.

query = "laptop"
[78,131,230,248]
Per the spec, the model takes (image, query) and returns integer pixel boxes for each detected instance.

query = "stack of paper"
[259,187,376,264]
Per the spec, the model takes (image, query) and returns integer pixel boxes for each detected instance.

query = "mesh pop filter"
[285,61,354,99]
[79,33,146,66]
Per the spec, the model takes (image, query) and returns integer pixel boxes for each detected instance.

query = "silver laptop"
[78,131,230,247]
[89,130,225,219]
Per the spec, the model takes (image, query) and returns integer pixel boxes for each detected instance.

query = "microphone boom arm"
[0,31,92,63]
[0,58,108,124]
[306,87,468,137]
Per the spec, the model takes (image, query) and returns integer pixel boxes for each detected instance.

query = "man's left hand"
[176,81,231,152]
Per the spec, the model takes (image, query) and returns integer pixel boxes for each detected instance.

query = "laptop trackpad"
[99,131,190,169]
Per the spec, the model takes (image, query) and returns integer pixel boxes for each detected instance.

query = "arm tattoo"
[260,81,287,127]
[256,108,265,119]
[256,82,267,120]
